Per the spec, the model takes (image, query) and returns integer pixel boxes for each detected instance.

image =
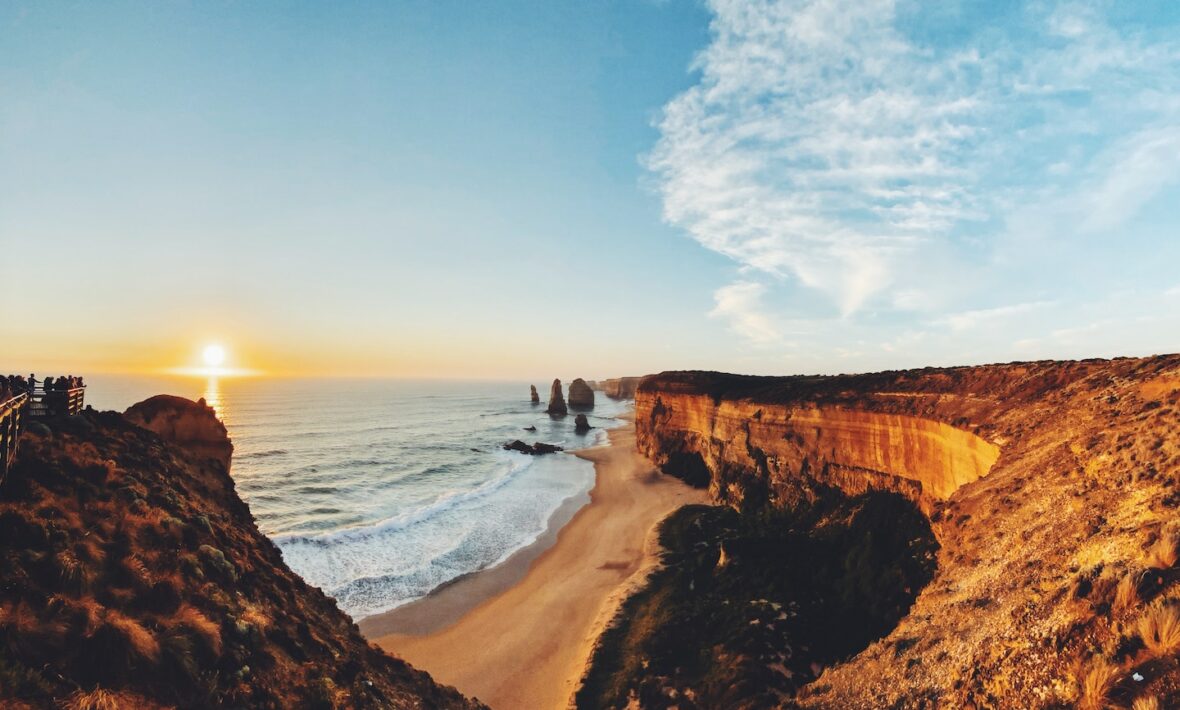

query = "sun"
[203,344,227,368]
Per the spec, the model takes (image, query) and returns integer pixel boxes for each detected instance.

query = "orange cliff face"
[634,357,1180,708]
[637,394,999,513]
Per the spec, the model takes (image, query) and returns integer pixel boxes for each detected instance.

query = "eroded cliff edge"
[0,399,482,709]
[635,356,1180,708]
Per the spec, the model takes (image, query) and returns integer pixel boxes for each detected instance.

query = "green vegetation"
[576,489,938,709]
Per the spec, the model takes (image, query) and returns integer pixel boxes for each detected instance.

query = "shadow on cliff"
[576,487,938,710]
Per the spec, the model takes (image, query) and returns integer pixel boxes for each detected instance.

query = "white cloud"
[650,0,1180,346]
[708,280,783,344]
[932,301,1056,333]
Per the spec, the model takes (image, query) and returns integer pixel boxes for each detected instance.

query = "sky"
[2,0,1179,379]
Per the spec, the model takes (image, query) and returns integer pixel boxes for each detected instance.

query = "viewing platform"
[0,379,86,481]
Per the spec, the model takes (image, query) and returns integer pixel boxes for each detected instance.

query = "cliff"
[125,395,234,472]
[0,399,482,709]
[634,357,1180,708]
[597,377,642,400]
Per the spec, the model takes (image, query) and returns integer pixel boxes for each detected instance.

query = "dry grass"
[1131,696,1160,710]
[101,611,160,664]
[1114,571,1140,612]
[1077,656,1121,710]
[1146,534,1178,570]
[59,688,121,710]
[170,605,222,656]
[1137,601,1180,656]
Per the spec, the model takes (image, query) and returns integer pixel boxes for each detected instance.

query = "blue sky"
[2,0,1178,378]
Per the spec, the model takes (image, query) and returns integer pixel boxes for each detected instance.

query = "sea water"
[85,376,630,619]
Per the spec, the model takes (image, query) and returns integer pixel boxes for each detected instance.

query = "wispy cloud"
[932,301,1056,333]
[709,280,783,344]
[650,0,1180,345]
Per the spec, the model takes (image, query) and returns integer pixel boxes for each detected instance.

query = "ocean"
[85,375,631,619]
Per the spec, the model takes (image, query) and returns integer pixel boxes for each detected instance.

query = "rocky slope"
[0,400,482,709]
[634,356,1180,708]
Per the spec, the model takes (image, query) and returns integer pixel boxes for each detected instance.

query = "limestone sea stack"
[530,384,540,404]
[546,378,567,416]
[574,413,592,433]
[568,378,594,409]
[125,395,234,472]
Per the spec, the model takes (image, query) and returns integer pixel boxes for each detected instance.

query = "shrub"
[1077,657,1121,710]
[197,545,237,582]
[1146,534,1178,570]
[171,605,222,657]
[1114,571,1140,612]
[59,688,122,710]
[1136,601,1180,656]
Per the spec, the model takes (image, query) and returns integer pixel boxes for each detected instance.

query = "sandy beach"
[363,420,708,709]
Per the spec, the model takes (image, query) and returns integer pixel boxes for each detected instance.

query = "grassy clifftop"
[0,406,482,709]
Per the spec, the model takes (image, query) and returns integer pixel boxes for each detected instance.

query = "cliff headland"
[598,356,1180,708]
[0,399,480,709]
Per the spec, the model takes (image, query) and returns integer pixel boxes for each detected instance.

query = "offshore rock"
[568,378,595,409]
[546,378,567,416]
[503,440,564,456]
[574,414,592,434]
[530,384,540,404]
[125,395,234,472]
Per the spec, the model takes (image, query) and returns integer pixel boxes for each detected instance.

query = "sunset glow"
[203,345,226,368]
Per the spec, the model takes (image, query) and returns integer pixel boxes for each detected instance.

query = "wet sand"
[364,421,707,709]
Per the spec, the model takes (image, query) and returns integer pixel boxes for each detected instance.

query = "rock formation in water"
[598,376,643,400]
[530,384,540,404]
[546,379,567,417]
[616,356,1180,709]
[125,394,234,472]
[568,378,594,409]
[0,399,483,709]
[503,440,563,455]
[574,414,591,434]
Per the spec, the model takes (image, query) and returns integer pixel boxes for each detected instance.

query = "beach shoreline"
[364,417,708,710]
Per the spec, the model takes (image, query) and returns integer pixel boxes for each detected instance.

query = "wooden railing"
[27,385,86,418]
[1,393,28,482]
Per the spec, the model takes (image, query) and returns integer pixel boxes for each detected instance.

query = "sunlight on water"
[202,376,226,423]
[83,375,630,618]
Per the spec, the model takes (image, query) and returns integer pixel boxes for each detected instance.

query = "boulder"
[574,414,592,434]
[503,440,564,456]
[546,379,567,416]
[523,425,537,432]
[568,378,595,409]
[530,385,540,404]
[125,395,234,472]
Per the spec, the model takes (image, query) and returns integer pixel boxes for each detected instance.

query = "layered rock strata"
[635,357,1180,708]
